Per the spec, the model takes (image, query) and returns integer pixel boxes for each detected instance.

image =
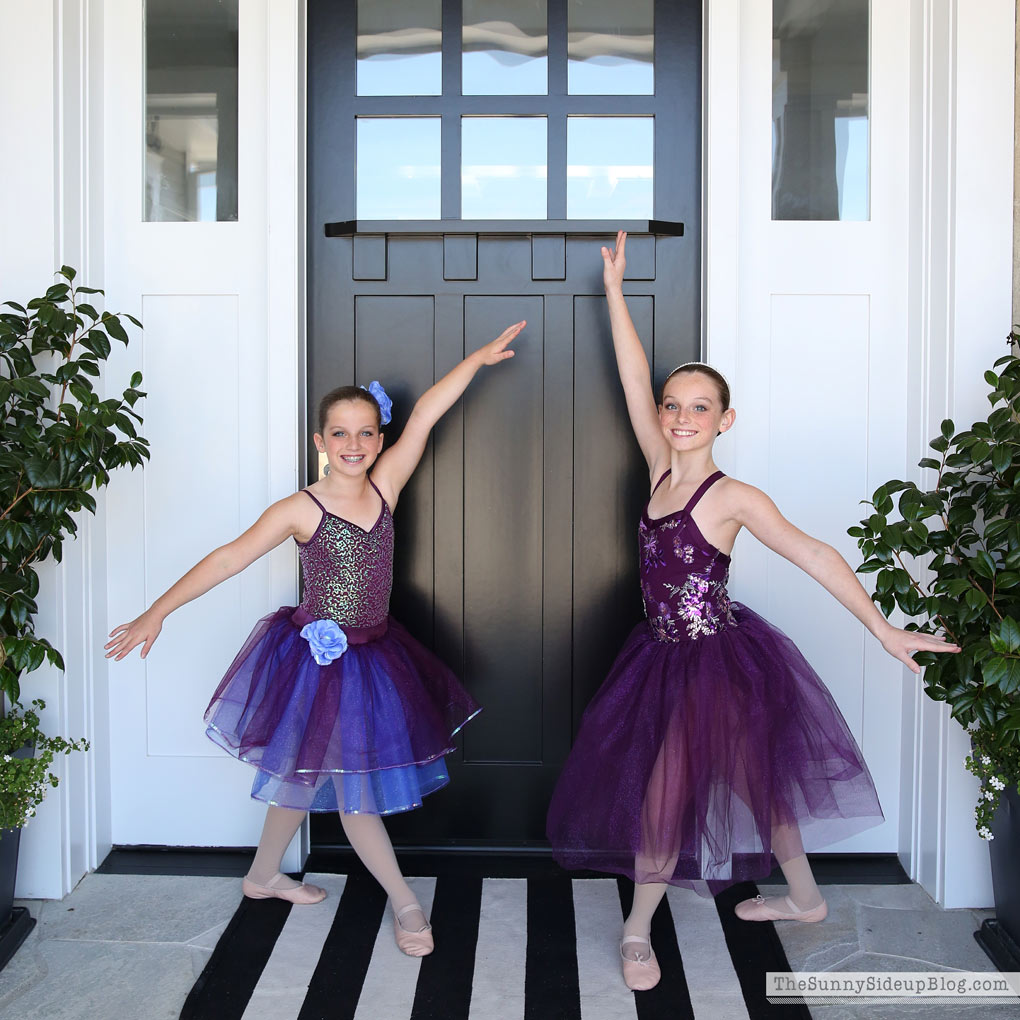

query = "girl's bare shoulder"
[710,475,775,519]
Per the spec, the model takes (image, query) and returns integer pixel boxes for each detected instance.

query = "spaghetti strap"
[367,475,390,511]
[301,488,327,512]
[683,470,726,515]
[651,469,672,495]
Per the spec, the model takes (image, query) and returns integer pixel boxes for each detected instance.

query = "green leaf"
[24,458,63,488]
[983,656,1020,694]
[918,458,941,470]
[103,316,129,344]
[929,436,949,453]
[970,440,991,463]
[130,371,143,388]
[998,617,1020,654]
[941,418,955,440]
[985,370,1000,387]
[59,265,77,281]
[965,587,987,609]
[973,550,997,578]
[991,444,1013,474]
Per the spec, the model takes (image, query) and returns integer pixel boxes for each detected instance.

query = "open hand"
[601,230,627,291]
[880,625,960,674]
[474,320,525,366]
[105,610,164,661]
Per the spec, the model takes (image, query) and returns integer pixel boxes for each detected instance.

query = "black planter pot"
[975,783,1020,971]
[0,826,34,972]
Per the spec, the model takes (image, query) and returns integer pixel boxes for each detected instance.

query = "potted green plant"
[850,344,1020,970]
[0,699,88,968]
[0,269,148,968]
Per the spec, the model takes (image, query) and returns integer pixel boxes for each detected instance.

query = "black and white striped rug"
[181,873,811,1020]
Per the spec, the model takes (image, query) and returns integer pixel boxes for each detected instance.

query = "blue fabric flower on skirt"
[362,380,393,425]
[299,619,348,666]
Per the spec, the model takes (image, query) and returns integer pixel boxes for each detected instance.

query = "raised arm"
[105,494,306,660]
[732,483,960,673]
[371,320,525,508]
[602,231,670,475]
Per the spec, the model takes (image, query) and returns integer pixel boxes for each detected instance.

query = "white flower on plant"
[981,755,992,766]
[978,826,993,840]
[990,777,1006,791]
[984,790,996,801]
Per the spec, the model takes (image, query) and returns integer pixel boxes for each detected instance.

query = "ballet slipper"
[620,935,661,991]
[734,893,827,923]
[242,873,327,905]
[393,902,434,957]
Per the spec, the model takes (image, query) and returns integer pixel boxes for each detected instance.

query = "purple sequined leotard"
[204,483,480,814]
[547,470,883,895]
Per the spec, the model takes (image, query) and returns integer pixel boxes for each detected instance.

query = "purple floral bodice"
[296,486,393,628]
[639,470,737,643]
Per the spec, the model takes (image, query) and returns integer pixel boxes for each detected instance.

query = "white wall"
[1,0,111,899]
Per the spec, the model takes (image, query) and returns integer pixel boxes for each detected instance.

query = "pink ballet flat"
[734,893,827,923]
[242,873,327,905]
[393,902,434,957]
[620,935,661,991]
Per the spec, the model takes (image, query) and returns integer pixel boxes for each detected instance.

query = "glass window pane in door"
[567,117,652,218]
[462,118,547,219]
[144,0,238,221]
[567,0,653,95]
[463,0,548,96]
[357,0,442,96]
[772,0,869,220]
[357,118,441,219]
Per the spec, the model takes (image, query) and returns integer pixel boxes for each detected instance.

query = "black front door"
[307,0,700,847]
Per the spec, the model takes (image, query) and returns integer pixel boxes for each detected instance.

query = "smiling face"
[313,398,385,477]
[658,371,735,450]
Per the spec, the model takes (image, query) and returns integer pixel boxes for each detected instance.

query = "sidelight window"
[772,0,870,221]
[144,0,239,222]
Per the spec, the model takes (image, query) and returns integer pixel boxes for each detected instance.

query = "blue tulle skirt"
[204,607,480,814]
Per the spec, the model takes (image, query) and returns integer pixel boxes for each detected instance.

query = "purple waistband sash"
[290,606,389,646]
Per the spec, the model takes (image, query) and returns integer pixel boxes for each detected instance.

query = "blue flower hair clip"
[361,381,393,425]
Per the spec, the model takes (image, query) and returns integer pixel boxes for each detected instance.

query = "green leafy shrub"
[850,349,1019,837]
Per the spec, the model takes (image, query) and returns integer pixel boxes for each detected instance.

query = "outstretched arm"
[733,484,960,673]
[602,231,670,476]
[104,495,304,660]
[371,321,525,509]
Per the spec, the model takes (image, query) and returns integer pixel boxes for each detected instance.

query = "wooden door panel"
[462,294,546,763]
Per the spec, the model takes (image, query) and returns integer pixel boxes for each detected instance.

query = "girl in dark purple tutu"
[107,320,524,957]
[545,231,958,991]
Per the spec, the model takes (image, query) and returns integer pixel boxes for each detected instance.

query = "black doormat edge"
[98,845,910,883]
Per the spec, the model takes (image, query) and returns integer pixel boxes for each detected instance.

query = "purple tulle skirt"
[204,607,480,814]
[546,604,884,896]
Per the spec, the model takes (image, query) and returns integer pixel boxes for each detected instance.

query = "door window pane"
[144,0,238,221]
[463,0,548,96]
[567,117,653,218]
[567,0,653,95]
[772,0,869,220]
[357,118,442,219]
[462,118,547,219]
[357,0,442,97]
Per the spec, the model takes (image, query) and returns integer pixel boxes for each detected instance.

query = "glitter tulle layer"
[546,604,884,895]
[204,607,480,814]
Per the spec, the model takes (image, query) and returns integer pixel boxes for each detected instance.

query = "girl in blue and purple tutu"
[546,232,959,991]
[106,320,525,958]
